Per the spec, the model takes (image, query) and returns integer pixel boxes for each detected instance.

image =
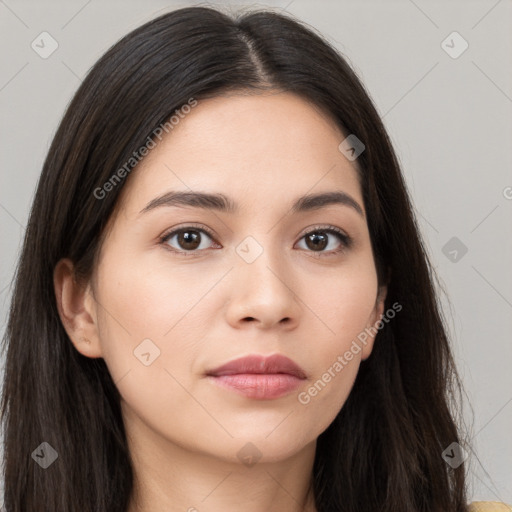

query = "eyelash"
[159,223,352,259]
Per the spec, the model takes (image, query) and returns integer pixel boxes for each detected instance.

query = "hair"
[1,5,470,512]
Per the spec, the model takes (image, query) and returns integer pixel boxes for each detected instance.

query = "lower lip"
[207,373,303,399]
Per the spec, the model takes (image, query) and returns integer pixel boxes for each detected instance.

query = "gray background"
[1,0,511,506]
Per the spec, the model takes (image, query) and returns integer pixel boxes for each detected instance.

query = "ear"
[53,258,103,358]
[361,283,388,361]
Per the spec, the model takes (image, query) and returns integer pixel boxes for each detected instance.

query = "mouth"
[205,354,307,400]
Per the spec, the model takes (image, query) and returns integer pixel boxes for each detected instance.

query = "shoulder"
[468,502,512,511]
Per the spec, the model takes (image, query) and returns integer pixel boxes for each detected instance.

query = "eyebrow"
[139,190,364,218]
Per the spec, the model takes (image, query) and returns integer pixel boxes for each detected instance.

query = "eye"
[159,223,352,257]
[295,225,352,256]
[160,224,219,256]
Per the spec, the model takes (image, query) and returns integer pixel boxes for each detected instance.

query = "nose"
[224,247,301,331]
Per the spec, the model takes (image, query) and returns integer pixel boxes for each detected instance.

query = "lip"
[206,354,307,400]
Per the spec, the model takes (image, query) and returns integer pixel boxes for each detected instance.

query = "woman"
[1,5,507,512]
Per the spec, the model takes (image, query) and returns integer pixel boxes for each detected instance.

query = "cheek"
[95,244,218,338]
[92,252,211,440]
[92,249,211,386]
[296,259,378,408]
[304,259,378,351]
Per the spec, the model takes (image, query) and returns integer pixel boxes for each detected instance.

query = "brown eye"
[304,231,329,251]
[175,229,202,250]
[161,226,218,254]
[296,226,351,256]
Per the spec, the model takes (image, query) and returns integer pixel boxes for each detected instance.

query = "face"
[56,91,386,465]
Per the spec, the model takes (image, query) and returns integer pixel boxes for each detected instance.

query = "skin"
[54,91,387,512]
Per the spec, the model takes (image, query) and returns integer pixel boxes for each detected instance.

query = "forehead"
[116,91,362,217]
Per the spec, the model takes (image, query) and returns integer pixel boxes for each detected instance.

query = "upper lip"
[206,354,307,379]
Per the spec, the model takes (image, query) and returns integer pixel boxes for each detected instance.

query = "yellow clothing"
[469,502,512,511]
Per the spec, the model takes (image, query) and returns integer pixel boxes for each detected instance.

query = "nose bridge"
[226,231,300,328]
[235,232,288,295]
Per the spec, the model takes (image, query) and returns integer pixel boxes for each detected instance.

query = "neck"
[123,406,318,512]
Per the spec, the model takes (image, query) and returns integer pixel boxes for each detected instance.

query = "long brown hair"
[1,6,469,511]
